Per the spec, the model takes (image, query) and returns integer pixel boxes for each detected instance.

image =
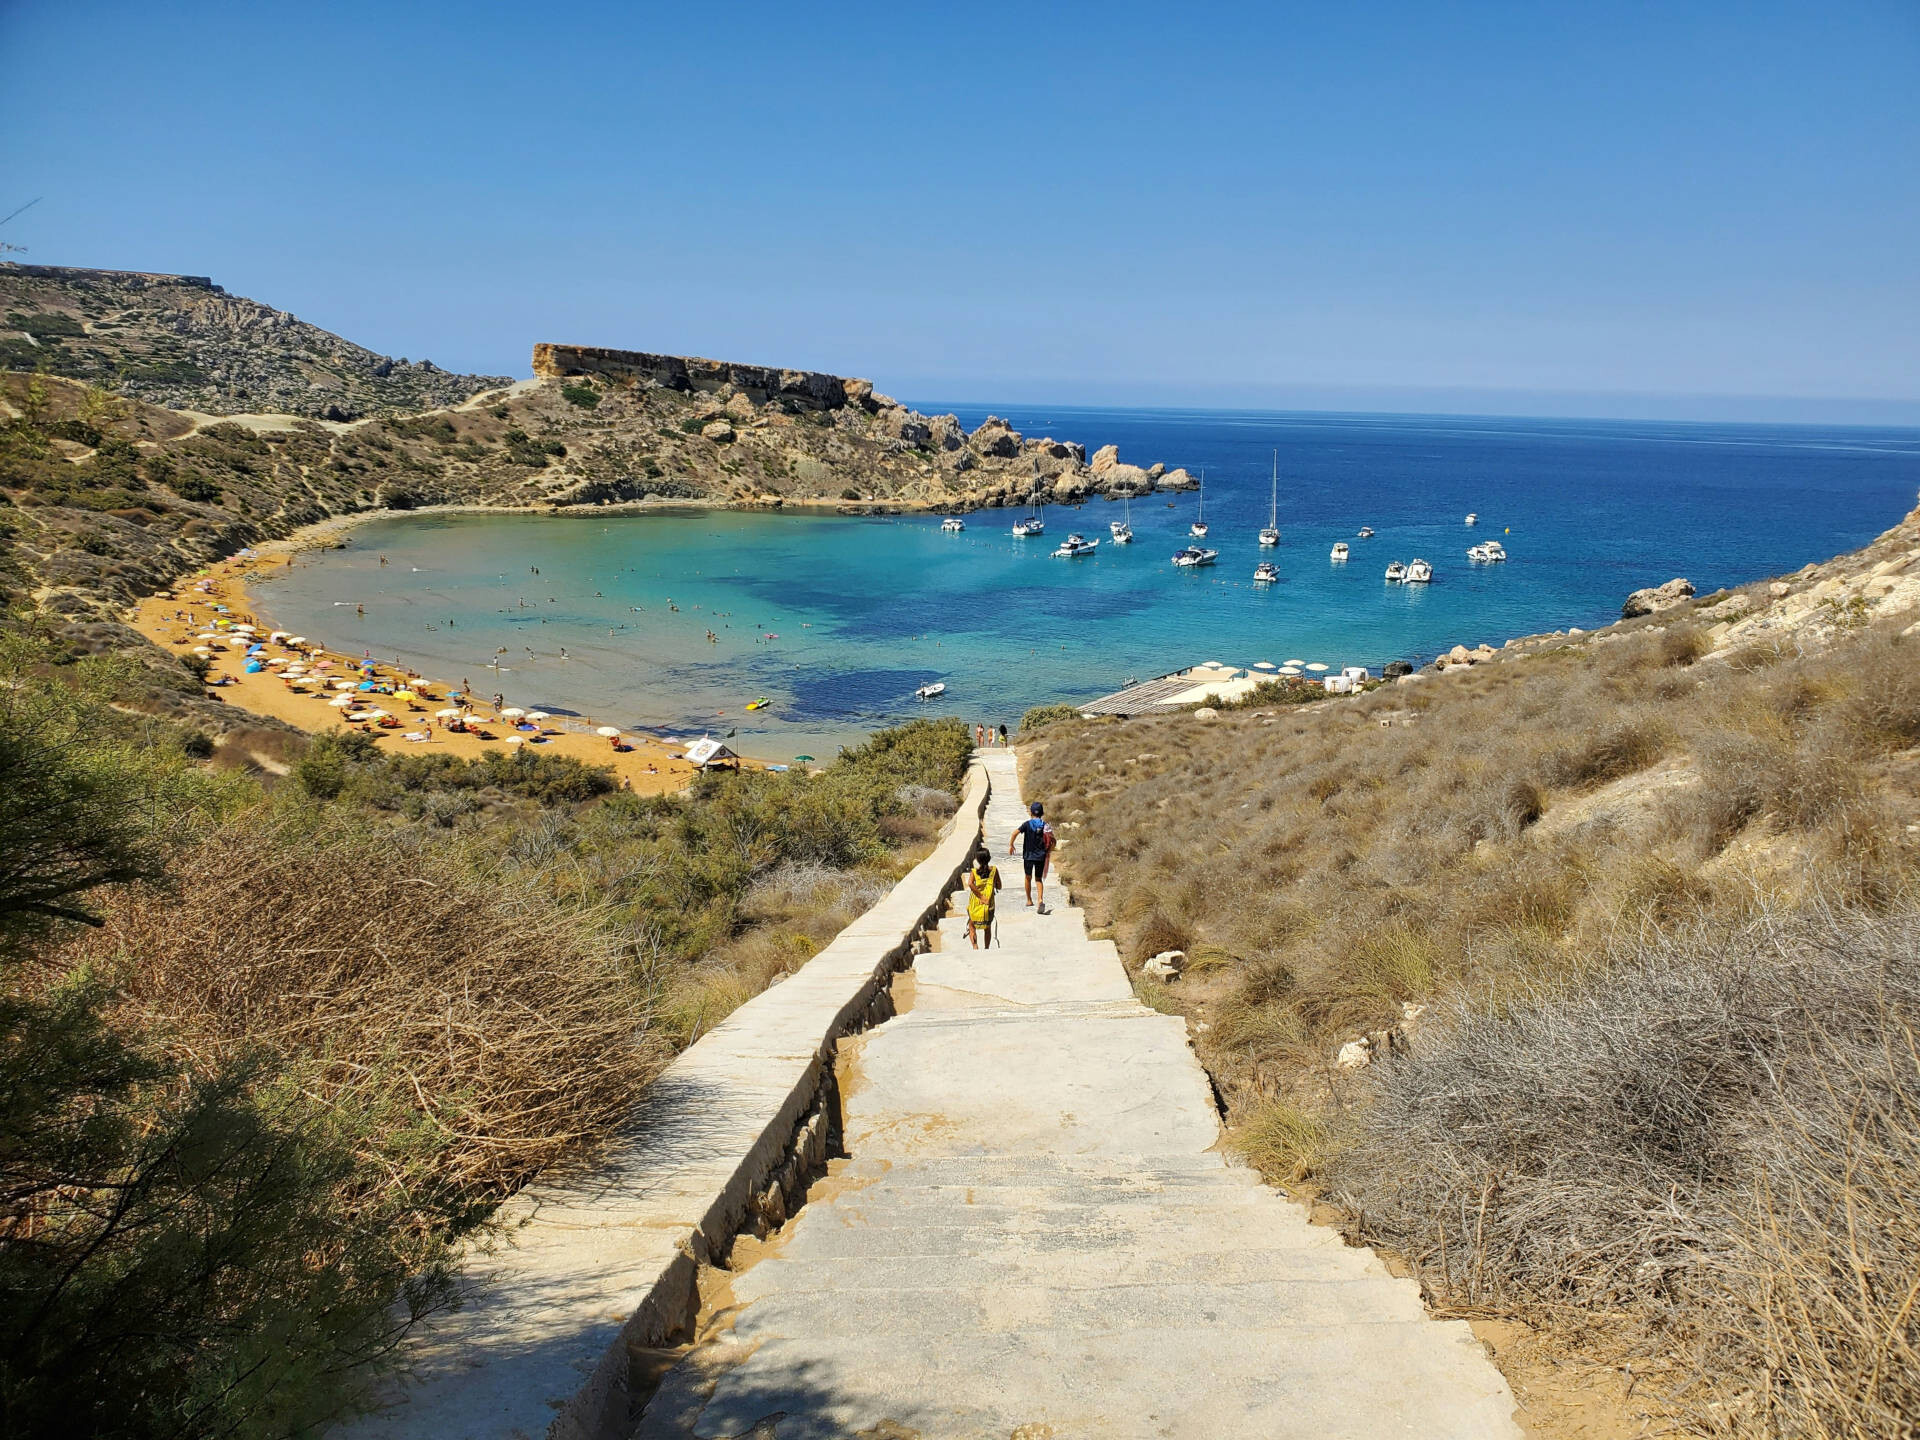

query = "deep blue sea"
[257,407,1920,759]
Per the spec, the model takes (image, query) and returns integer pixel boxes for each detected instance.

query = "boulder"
[1192,706,1219,720]
[1769,581,1792,598]
[1146,462,1166,480]
[1448,644,1472,663]
[1157,467,1198,490]
[1621,577,1695,618]
[971,417,1021,458]
[1090,443,1121,472]
[701,420,735,442]
[1054,473,1089,502]
[843,378,874,409]
[1335,1039,1372,1070]
[1142,950,1185,982]
[1383,660,1413,678]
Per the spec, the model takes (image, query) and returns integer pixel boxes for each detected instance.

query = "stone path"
[638,749,1519,1439]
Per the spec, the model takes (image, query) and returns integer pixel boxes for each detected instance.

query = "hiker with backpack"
[1007,801,1055,913]
[965,850,1001,948]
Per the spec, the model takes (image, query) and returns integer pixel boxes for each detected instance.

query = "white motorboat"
[1384,561,1408,582]
[1330,541,1350,561]
[1465,513,1479,525]
[1258,451,1280,546]
[940,516,965,532]
[1357,526,1375,538]
[1110,495,1134,544]
[1406,558,1434,583]
[1190,471,1209,537]
[1053,533,1100,557]
[1468,540,1508,562]
[1012,501,1044,537]
[914,682,947,700]
[1253,560,1280,584]
[1172,546,1218,568]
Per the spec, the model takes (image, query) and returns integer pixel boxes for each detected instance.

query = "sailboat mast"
[1270,450,1278,528]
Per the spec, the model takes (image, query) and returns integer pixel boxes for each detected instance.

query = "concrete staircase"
[637,748,1519,1439]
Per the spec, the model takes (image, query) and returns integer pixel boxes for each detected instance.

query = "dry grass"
[1024,604,1920,1434]
[66,808,665,1201]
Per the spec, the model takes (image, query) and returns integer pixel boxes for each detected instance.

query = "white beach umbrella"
[595,726,622,738]
[435,708,464,719]
[333,679,357,690]
[1284,658,1305,666]
[329,695,353,708]
[191,646,213,657]
[525,710,551,721]
[500,707,526,719]
[1252,661,1277,671]
[505,735,525,745]
[288,637,307,645]
[197,632,220,641]
[269,630,290,642]
[1305,663,1329,673]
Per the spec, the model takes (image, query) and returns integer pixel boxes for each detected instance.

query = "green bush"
[173,475,223,504]
[1020,704,1083,731]
[560,382,600,409]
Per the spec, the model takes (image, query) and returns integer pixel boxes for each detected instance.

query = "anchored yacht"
[1465,513,1479,526]
[1172,546,1218,568]
[1330,541,1350,561]
[1253,560,1280,584]
[1357,526,1375,538]
[1405,558,1434,583]
[1110,495,1134,544]
[1053,533,1100,558]
[1190,472,1209,537]
[1385,561,1408,582]
[1012,502,1045,537]
[1259,451,1280,547]
[940,516,965,533]
[1468,540,1508,563]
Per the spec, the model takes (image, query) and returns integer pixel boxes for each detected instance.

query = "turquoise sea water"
[256,408,1920,758]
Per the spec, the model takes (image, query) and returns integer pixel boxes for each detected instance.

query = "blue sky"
[4,1,1917,421]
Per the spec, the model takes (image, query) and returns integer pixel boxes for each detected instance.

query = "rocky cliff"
[0,264,510,419]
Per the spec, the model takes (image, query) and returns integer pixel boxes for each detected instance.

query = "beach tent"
[684,736,740,770]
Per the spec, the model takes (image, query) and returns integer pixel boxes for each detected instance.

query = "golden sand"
[130,548,716,796]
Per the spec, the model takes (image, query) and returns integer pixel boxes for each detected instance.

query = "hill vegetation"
[1022,499,1920,1434]
[0,610,972,1438]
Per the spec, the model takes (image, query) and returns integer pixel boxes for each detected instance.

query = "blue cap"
[1030,802,1043,816]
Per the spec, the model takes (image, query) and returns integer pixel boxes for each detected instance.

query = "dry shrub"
[71,809,663,1198]
[1327,906,1920,1432]
[1544,714,1668,789]
[1232,1098,1339,1182]
[1660,623,1712,667]
[1131,908,1190,962]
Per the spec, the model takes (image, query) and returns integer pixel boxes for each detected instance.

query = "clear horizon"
[4,1,1916,426]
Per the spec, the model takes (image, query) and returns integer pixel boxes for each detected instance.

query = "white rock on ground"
[638,748,1521,1440]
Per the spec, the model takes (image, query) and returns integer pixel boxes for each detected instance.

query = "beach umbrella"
[435,708,463,719]
[793,754,816,762]
[197,632,220,641]
[500,707,525,719]
[505,735,525,745]
[595,726,622,737]
[329,695,353,708]
[289,637,307,646]
[267,656,290,666]
[1284,658,1305,666]
[191,646,213,657]
[332,679,357,690]
[243,662,263,674]
[269,631,290,642]
[1253,661,1277,671]
[1279,668,1302,677]
[394,689,416,700]
[1305,663,1329,673]
[525,710,551,722]
[357,681,377,692]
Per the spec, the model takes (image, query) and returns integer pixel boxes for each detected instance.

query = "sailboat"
[1012,499,1045,537]
[1189,471,1209,538]
[1259,451,1280,547]
[1109,494,1134,544]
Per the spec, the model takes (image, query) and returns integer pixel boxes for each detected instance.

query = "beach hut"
[684,736,741,771]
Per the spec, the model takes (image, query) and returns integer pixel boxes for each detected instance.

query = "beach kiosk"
[683,736,741,771]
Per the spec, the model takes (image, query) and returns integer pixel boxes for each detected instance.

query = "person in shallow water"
[1008,801,1055,913]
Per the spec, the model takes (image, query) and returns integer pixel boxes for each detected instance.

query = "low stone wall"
[531,343,869,412]
[332,760,993,1440]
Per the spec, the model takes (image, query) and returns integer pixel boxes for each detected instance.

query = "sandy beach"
[130,537,723,795]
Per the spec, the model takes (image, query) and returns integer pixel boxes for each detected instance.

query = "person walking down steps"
[1008,800,1055,913]
[964,850,1001,948]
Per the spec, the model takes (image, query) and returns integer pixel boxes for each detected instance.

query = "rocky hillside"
[0,264,509,419]
[0,271,1190,635]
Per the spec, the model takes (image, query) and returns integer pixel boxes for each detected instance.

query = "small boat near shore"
[941,516,965,533]
[1468,540,1508,563]
[1172,546,1218,568]
[915,682,947,700]
[1053,533,1099,558]
[1110,495,1134,544]
[1012,501,1045,537]
[1385,560,1408,582]
[1406,558,1434,583]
